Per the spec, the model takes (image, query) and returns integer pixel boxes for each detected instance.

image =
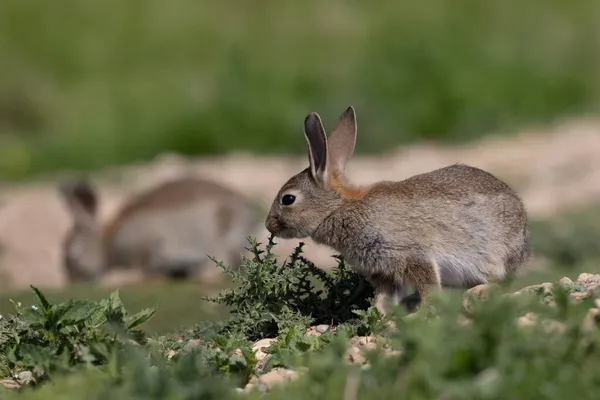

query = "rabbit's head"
[57,179,106,282]
[266,106,366,239]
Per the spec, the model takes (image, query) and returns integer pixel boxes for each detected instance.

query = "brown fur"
[327,171,370,201]
[103,177,243,238]
[58,176,258,284]
[265,106,531,316]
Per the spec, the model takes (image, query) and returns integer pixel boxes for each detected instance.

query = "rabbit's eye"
[281,194,296,206]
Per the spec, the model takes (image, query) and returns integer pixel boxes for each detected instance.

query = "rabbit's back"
[322,164,530,287]
[103,178,256,275]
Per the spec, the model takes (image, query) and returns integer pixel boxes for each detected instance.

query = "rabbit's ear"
[303,112,329,187]
[327,106,357,176]
[57,179,99,228]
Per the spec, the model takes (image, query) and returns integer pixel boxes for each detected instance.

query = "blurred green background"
[0,0,599,179]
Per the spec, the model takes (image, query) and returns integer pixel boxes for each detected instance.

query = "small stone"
[463,284,491,311]
[232,348,243,357]
[349,336,376,347]
[588,283,600,298]
[465,284,490,300]
[577,273,600,285]
[257,368,298,390]
[363,342,377,351]
[305,327,321,337]
[306,324,336,337]
[570,291,589,303]
[252,338,277,361]
[346,346,367,364]
[16,371,34,385]
[517,313,537,327]
[166,349,179,360]
[0,379,20,389]
[513,282,554,299]
[538,282,555,292]
[558,277,574,288]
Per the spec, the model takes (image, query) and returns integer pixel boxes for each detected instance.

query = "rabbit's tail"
[504,224,531,275]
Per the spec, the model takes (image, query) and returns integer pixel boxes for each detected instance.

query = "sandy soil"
[1,117,600,291]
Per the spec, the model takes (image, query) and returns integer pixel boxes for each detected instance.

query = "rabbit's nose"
[265,215,279,234]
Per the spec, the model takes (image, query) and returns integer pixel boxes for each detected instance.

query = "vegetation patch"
[1,238,600,399]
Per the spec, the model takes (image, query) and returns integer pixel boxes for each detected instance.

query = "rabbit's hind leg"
[369,273,406,317]
[402,256,442,312]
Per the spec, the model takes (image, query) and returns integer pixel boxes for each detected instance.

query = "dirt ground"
[1,117,600,291]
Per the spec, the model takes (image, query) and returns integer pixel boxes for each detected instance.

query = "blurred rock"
[15,371,34,385]
[558,276,574,289]
[569,291,590,303]
[256,368,299,391]
[252,338,277,361]
[463,284,491,310]
[346,346,366,364]
[517,313,537,327]
[576,273,600,285]
[0,378,20,389]
[306,324,332,337]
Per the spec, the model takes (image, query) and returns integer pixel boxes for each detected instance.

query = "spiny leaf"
[18,343,52,370]
[125,308,157,330]
[19,307,44,328]
[108,290,124,312]
[59,301,103,326]
[30,285,51,313]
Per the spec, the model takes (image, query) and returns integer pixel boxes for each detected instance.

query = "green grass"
[0,265,577,337]
[1,0,599,179]
[2,238,600,399]
[0,280,231,335]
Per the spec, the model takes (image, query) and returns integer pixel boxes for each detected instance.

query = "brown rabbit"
[58,176,258,284]
[265,106,531,314]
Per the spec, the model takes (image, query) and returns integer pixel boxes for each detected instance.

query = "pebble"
[16,371,34,385]
[569,291,589,303]
[346,346,366,364]
[0,379,20,389]
[558,277,574,288]
[252,338,277,361]
[577,273,600,285]
[257,368,299,391]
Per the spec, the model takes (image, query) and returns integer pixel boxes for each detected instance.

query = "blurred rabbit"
[58,176,258,284]
[265,106,531,314]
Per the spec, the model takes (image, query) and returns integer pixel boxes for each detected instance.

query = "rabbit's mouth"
[265,216,284,235]
[265,216,296,239]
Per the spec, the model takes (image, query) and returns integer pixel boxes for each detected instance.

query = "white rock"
[252,338,277,361]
